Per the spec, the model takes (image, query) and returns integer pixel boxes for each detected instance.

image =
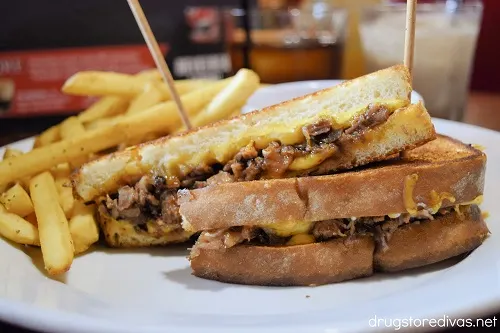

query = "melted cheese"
[318,99,407,127]
[403,174,419,215]
[286,234,315,246]
[261,220,313,237]
[288,148,336,171]
[428,190,456,214]
[461,195,483,206]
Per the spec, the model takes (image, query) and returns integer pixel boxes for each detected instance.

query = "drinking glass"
[225,5,348,83]
[359,1,483,120]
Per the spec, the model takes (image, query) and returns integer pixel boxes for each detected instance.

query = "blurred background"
[0,0,499,145]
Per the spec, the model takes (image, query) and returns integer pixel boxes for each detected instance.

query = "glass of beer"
[224,5,348,83]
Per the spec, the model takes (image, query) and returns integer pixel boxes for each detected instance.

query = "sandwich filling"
[99,103,395,231]
[189,205,482,258]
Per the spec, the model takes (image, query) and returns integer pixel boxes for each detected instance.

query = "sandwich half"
[72,65,436,247]
[179,135,488,286]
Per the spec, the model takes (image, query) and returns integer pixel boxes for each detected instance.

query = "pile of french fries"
[0,68,260,275]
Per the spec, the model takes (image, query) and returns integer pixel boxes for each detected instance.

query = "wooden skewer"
[404,0,418,84]
[127,0,192,130]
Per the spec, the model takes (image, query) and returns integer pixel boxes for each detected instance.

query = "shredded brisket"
[190,205,472,255]
[312,219,348,240]
[344,104,391,136]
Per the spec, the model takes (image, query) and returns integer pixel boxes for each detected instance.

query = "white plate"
[1,93,500,333]
[242,80,424,114]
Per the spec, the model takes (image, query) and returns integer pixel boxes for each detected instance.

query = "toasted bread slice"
[180,135,486,232]
[74,65,429,202]
[190,208,488,286]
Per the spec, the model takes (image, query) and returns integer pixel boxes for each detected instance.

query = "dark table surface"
[0,93,499,332]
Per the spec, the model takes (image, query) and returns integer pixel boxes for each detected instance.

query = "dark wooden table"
[0,93,499,332]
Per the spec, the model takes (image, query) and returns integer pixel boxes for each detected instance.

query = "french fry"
[0,183,34,217]
[50,163,71,179]
[33,125,60,148]
[136,68,162,80]
[0,78,231,187]
[0,204,40,246]
[69,201,99,254]
[59,117,88,168]
[78,96,129,123]
[84,116,122,131]
[60,116,85,139]
[3,147,24,159]
[188,69,259,128]
[30,172,74,275]
[63,70,211,100]
[137,69,215,92]
[54,175,74,219]
[62,71,147,97]
[0,148,30,191]
[169,79,215,96]
[126,81,164,115]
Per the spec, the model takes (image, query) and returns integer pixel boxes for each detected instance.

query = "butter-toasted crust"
[191,235,375,286]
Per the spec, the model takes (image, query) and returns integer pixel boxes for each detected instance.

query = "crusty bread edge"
[191,235,375,286]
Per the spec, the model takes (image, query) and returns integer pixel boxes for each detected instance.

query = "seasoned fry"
[3,147,23,159]
[0,148,30,191]
[69,201,99,254]
[129,79,231,133]
[187,69,259,128]
[63,70,212,100]
[0,183,34,217]
[50,163,71,179]
[0,79,231,187]
[62,71,147,97]
[170,80,215,96]
[0,203,40,246]
[126,81,164,115]
[60,116,85,139]
[84,116,121,131]
[138,69,215,91]
[33,125,60,148]
[78,96,129,123]
[59,117,88,168]
[136,68,163,80]
[54,175,74,219]
[30,172,74,275]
